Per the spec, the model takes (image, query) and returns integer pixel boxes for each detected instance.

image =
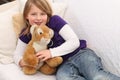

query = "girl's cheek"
[29,20,35,25]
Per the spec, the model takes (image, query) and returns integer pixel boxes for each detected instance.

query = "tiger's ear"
[30,25,37,34]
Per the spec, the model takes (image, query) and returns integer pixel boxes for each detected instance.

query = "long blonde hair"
[22,0,53,35]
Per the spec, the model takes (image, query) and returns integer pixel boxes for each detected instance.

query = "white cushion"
[52,2,67,18]
[0,1,19,64]
[18,0,67,18]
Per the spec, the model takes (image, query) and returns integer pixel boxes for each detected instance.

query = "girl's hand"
[19,59,27,67]
[36,49,52,62]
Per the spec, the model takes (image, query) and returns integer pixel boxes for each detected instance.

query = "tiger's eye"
[39,32,43,34]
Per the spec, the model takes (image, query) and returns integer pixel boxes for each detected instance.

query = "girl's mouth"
[34,22,42,25]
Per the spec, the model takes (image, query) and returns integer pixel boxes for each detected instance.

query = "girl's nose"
[36,16,42,23]
[37,15,41,20]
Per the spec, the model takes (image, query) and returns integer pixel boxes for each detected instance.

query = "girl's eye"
[31,13,36,15]
[41,13,46,15]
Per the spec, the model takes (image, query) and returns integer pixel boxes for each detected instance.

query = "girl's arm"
[13,39,27,66]
[50,24,80,57]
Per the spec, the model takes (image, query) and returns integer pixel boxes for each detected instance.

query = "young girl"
[14,0,120,80]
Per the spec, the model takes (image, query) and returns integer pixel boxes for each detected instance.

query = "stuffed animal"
[22,24,63,75]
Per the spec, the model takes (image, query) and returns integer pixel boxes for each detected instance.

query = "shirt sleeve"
[50,24,80,57]
[13,39,27,65]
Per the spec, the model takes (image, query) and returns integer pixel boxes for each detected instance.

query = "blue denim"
[56,48,120,80]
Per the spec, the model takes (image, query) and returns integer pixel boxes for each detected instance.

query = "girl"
[14,0,120,80]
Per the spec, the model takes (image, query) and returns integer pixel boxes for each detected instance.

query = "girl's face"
[26,4,48,26]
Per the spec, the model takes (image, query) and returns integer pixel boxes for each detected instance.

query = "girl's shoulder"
[51,15,61,18]
[50,15,65,22]
[47,15,67,31]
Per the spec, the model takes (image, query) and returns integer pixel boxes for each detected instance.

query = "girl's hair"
[21,0,53,35]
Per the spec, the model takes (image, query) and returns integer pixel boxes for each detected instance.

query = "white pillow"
[18,0,67,18]
[52,2,67,18]
[0,1,19,64]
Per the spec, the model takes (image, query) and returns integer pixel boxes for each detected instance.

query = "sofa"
[0,0,120,80]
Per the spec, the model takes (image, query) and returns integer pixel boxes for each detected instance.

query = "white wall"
[63,0,120,76]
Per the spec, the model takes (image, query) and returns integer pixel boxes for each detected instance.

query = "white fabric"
[0,1,19,64]
[52,2,67,18]
[64,0,120,76]
[13,39,27,65]
[18,0,67,18]
[50,24,80,57]
[0,63,55,80]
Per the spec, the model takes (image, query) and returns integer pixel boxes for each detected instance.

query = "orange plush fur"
[22,24,63,75]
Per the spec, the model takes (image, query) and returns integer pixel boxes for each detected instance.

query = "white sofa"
[1,0,120,80]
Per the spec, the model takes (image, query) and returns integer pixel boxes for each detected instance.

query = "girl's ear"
[30,25,37,34]
[26,16,29,20]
